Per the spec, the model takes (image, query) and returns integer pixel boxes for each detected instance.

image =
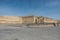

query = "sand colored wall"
[57,20,60,23]
[0,16,57,24]
[33,16,44,23]
[44,18,57,23]
[37,17,44,23]
[0,16,8,24]
[22,16,34,24]
[0,16,22,24]
[18,16,23,24]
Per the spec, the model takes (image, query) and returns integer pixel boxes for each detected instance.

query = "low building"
[0,16,57,24]
[22,16,34,24]
[44,17,57,23]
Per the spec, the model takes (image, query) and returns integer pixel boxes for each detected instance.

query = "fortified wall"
[0,16,22,24]
[0,16,57,24]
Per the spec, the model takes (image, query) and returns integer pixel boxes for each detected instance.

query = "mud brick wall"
[0,16,57,24]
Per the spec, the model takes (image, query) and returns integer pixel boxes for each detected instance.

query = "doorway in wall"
[35,19,37,24]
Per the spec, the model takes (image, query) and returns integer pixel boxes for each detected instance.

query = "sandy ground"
[0,25,60,40]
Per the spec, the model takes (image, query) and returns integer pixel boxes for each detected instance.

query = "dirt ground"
[0,24,60,40]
